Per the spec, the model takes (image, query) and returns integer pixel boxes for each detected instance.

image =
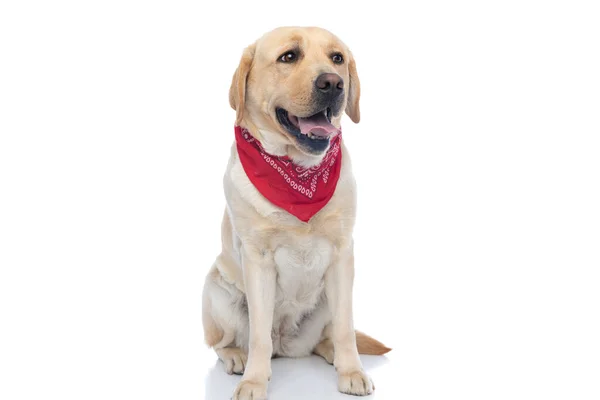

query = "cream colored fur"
[202,27,389,400]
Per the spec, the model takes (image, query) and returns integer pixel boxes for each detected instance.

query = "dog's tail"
[356,330,392,355]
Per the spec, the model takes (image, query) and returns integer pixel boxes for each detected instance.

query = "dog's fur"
[202,27,390,400]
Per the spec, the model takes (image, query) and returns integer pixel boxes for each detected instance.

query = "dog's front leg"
[232,246,276,400]
[325,249,374,396]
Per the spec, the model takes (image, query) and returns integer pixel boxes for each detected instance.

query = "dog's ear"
[345,51,361,123]
[229,44,255,125]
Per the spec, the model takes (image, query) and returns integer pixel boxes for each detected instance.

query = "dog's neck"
[234,125,343,222]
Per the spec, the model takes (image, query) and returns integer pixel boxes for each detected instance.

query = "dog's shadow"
[204,354,389,399]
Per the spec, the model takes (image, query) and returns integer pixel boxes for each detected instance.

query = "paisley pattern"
[235,126,342,222]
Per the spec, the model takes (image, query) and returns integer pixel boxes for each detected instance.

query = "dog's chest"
[273,235,333,311]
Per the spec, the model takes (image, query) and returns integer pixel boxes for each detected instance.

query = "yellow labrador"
[202,27,390,400]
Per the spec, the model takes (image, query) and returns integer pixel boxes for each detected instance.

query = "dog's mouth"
[276,107,339,154]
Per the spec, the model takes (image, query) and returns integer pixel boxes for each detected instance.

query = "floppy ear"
[229,45,255,125]
[345,51,361,123]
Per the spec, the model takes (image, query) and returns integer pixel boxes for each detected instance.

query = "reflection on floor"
[204,354,390,400]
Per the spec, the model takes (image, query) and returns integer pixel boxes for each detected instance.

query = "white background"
[1,1,599,399]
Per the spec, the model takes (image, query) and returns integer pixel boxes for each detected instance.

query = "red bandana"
[234,126,342,222]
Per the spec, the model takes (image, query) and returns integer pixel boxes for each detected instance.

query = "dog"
[202,26,390,400]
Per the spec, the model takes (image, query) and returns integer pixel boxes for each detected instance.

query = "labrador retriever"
[202,26,390,400]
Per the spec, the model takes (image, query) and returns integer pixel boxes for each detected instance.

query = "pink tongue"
[297,113,339,137]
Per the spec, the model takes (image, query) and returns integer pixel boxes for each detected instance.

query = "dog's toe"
[216,347,247,376]
[232,379,267,400]
[314,339,335,365]
[338,369,374,396]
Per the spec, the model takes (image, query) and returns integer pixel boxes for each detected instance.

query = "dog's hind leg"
[216,347,248,375]
[203,262,251,376]
[202,268,225,347]
[314,338,335,364]
[314,330,392,365]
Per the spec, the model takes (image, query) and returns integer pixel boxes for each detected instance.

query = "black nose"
[315,73,344,97]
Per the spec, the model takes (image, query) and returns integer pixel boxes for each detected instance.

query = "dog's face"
[230,27,360,159]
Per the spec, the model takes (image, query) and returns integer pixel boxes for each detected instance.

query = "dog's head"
[230,27,360,165]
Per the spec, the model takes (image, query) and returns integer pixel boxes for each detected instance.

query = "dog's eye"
[332,53,344,64]
[279,51,297,63]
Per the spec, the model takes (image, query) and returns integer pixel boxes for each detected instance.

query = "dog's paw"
[232,379,268,400]
[320,348,335,365]
[218,348,247,375]
[314,339,335,365]
[337,369,374,396]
